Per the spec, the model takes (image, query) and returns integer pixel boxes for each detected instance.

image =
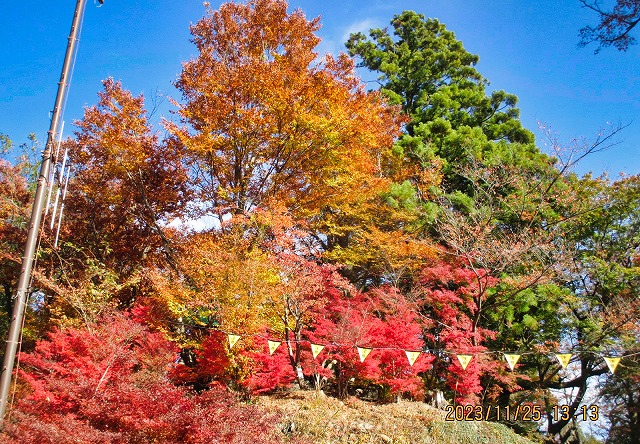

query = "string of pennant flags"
[223,332,633,374]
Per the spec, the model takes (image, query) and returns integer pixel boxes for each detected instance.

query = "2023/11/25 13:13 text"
[444,404,600,422]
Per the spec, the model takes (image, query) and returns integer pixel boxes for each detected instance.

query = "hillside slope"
[258,391,538,444]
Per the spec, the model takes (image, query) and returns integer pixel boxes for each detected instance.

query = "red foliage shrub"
[0,312,287,443]
[239,335,297,394]
[306,285,432,400]
[417,261,500,403]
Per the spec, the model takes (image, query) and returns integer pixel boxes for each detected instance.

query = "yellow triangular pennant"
[311,343,325,359]
[227,334,241,349]
[405,350,421,366]
[555,353,572,369]
[504,354,521,371]
[357,347,372,362]
[268,340,281,355]
[457,354,473,370]
[604,357,621,374]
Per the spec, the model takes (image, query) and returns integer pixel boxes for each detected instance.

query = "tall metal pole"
[0,0,90,421]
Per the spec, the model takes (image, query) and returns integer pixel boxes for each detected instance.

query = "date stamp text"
[444,404,600,422]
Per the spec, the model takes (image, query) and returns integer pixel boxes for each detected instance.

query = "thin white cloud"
[314,18,382,59]
[315,38,340,58]
[340,18,381,44]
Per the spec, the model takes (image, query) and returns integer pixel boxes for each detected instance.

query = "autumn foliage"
[2,1,640,444]
[0,313,286,444]
[0,159,30,312]
[170,0,403,221]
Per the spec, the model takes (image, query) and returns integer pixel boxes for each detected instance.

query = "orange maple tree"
[169,0,403,224]
[67,78,189,272]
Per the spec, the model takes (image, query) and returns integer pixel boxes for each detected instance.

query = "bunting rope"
[156,316,639,374]
[182,324,634,374]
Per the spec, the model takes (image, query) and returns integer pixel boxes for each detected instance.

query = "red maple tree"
[1,312,288,443]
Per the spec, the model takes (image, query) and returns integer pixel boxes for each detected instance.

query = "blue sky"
[1,0,638,176]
